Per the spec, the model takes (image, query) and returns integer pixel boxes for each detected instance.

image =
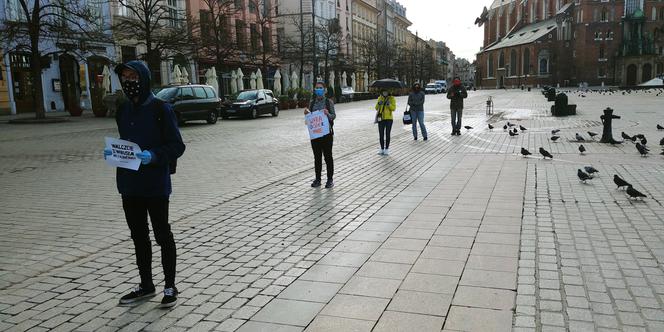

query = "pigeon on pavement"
[641,137,647,145]
[660,137,664,146]
[519,125,527,131]
[488,124,494,130]
[657,124,663,130]
[551,136,560,142]
[578,169,592,183]
[579,144,586,154]
[575,133,585,141]
[584,166,599,176]
[621,132,634,141]
[503,124,508,130]
[521,147,531,157]
[509,130,518,137]
[636,142,649,156]
[626,186,647,200]
[464,126,473,130]
[539,147,553,159]
[551,129,561,134]
[613,175,631,189]
[587,131,598,139]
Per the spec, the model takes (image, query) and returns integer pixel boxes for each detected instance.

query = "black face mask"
[121,80,141,99]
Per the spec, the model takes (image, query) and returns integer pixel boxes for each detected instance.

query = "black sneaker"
[413,137,418,140]
[160,287,178,308]
[119,285,156,305]
[311,179,321,187]
[325,179,334,189]
[423,137,428,141]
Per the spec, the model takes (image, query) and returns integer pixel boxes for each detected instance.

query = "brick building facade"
[475,0,664,89]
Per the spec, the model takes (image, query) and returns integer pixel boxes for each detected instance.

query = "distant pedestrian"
[375,89,396,155]
[105,61,185,308]
[305,81,336,188]
[447,77,468,136]
[408,83,428,140]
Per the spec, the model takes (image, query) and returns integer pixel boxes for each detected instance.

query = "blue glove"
[136,151,153,165]
[103,148,112,160]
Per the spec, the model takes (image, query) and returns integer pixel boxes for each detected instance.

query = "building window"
[538,50,550,75]
[607,29,613,39]
[523,48,530,75]
[498,51,505,68]
[236,20,246,50]
[656,62,663,75]
[250,24,259,53]
[599,46,605,59]
[598,66,606,78]
[601,7,608,22]
[488,54,494,78]
[595,31,602,40]
[510,50,518,76]
[262,27,271,53]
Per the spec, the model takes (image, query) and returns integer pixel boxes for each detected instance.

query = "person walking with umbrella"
[447,77,468,135]
[408,83,428,140]
[375,89,396,155]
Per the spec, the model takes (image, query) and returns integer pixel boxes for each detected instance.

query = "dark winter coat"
[114,60,186,197]
[447,85,468,109]
[408,90,426,112]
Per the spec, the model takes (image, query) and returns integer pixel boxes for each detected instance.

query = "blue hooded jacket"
[114,60,185,197]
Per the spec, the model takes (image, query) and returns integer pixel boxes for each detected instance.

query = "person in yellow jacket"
[375,90,396,155]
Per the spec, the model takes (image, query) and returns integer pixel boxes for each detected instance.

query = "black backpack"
[115,99,178,174]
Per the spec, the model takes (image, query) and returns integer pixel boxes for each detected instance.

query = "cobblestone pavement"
[1,89,664,331]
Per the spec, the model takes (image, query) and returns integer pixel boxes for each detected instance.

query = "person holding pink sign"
[304,81,336,189]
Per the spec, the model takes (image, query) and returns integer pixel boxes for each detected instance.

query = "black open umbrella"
[370,79,405,89]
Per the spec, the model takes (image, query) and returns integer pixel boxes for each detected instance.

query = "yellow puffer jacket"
[375,95,396,120]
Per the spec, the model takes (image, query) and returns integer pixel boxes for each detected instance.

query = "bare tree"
[279,13,314,88]
[190,0,237,94]
[247,0,279,88]
[354,31,380,82]
[315,18,343,85]
[113,0,194,86]
[0,0,106,118]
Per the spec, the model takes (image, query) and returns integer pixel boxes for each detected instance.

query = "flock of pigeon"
[498,121,662,201]
[621,124,664,157]
[559,88,664,98]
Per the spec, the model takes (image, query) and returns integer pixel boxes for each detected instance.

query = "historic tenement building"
[475,0,664,89]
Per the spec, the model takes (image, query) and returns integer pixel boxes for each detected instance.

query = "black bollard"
[600,107,622,144]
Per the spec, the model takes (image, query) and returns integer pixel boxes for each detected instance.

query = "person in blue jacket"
[104,60,185,308]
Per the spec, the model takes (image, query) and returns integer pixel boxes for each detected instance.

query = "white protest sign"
[305,111,330,140]
[105,137,142,171]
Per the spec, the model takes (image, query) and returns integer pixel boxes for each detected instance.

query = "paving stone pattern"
[1,89,664,331]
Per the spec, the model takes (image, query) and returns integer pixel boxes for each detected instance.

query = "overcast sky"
[397,0,487,61]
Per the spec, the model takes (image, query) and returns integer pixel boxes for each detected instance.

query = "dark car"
[223,89,279,119]
[155,85,222,124]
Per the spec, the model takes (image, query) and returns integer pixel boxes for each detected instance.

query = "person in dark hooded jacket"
[104,60,185,308]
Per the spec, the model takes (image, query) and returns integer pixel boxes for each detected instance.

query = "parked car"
[425,83,440,94]
[223,89,279,119]
[155,84,222,124]
[435,80,447,92]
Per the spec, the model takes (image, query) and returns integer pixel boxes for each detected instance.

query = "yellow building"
[0,52,10,115]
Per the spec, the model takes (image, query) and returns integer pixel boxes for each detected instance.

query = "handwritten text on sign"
[104,137,142,171]
[305,111,330,140]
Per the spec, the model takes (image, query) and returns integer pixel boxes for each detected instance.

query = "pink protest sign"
[305,111,330,140]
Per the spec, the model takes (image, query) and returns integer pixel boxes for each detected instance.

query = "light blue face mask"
[315,88,325,97]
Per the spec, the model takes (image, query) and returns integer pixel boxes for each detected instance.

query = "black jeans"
[378,120,393,149]
[311,134,334,180]
[122,196,176,289]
